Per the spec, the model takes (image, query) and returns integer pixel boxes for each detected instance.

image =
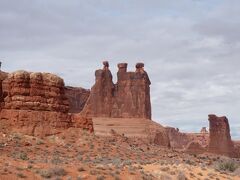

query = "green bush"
[217,161,238,172]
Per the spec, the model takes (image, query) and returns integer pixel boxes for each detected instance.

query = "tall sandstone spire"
[81,61,152,119]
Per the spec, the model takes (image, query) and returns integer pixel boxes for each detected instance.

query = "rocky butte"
[208,114,235,157]
[0,62,239,158]
[81,62,151,119]
[0,70,93,137]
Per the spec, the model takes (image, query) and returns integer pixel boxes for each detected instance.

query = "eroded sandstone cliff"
[208,114,235,157]
[65,86,90,113]
[0,71,93,137]
[81,62,151,119]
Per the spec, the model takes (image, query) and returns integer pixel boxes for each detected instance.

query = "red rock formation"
[82,62,151,119]
[0,71,93,137]
[65,86,90,113]
[91,117,170,147]
[71,114,94,133]
[200,127,208,134]
[0,71,8,104]
[81,63,115,117]
[3,71,69,112]
[166,127,209,149]
[208,114,235,157]
[0,109,71,137]
[185,141,206,155]
[113,62,151,119]
[233,141,240,157]
[165,127,192,149]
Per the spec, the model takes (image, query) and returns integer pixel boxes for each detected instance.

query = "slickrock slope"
[65,86,90,113]
[81,62,151,119]
[208,114,235,157]
[92,117,169,147]
[0,71,93,137]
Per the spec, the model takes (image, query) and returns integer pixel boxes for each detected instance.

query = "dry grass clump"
[39,167,67,178]
[217,161,238,172]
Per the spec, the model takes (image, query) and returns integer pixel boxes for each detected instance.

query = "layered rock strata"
[65,86,90,113]
[208,114,235,157]
[82,62,151,119]
[0,71,93,137]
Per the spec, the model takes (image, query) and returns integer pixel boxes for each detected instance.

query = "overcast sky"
[1,0,240,139]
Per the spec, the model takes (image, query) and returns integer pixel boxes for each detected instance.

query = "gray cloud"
[1,0,240,139]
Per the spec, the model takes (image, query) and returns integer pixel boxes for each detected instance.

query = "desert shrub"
[96,175,105,180]
[36,139,44,145]
[177,171,187,180]
[77,167,85,172]
[217,161,238,172]
[51,155,62,165]
[39,167,67,178]
[50,167,67,176]
[113,175,121,180]
[39,170,52,178]
[0,143,5,148]
[89,169,98,175]
[234,168,240,175]
[159,173,172,180]
[17,173,26,178]
[16,152,29,161]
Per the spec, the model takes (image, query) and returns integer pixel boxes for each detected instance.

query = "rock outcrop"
[200,127,208,134]
[71,114,94,132]
[0,71,93,137]
[185,141,206,155]
[82,62,151,119]
[166,127,209,149]
[3,71,69,112]
[91,117,169,147]
[0,71,8,104]
[208,114,235,157]
[65,86,90,113]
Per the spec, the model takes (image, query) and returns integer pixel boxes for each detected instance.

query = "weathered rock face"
[166,127,209,149]
[82,62,151,119]
[185,142,206,155]
[0,71,93,137]
[208,114,235,157]
[200,127,208,134]
[0,109,71,137]
[91,117,170,147]
[81,66,115,117]
[3,71,69,112]
[65,86,90,113]
[0,71,8,104]
[71,114,94,133]
[113,63,151,119]
[165,127,192,149]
